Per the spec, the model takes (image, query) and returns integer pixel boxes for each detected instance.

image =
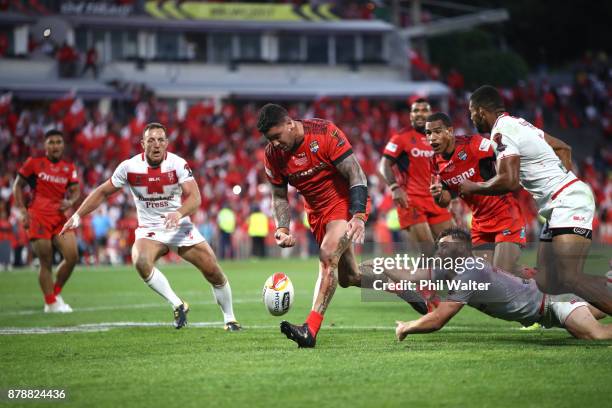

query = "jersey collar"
[492,112,509,130]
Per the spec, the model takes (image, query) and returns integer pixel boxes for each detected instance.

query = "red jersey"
[17,157,79,215]
[431,135,523,224]
[264,119,353,213]
[382,128,433,197]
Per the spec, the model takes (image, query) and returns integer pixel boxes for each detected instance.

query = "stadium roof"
[66,15,395,34]
[152,79,449,100]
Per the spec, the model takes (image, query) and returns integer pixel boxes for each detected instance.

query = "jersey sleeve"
[263,150,287,187]
[176,158,195,184]
[110,160,128,188]
[68,163,79,185]
[471,135,496,160]
[17,157,35,179]
[491,120,520,160]
[382,133,404,161]
[324,123,353,166]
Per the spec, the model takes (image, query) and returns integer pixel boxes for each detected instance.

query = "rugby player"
[260,103,370,348]
[379,99,453,256]
[13,129,80,313]
[460,85,611,315]
[395,228,611,341]
[426,112,526,275]
[61,123,240,330]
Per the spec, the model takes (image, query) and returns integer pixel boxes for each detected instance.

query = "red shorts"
[471,218,526,248]
[27,212,67,241]
[308,199,371,246]
[397,195,452,229]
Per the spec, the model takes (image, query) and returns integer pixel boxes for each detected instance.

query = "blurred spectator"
[92,210,113,264]
[57,42,78,78]
[217,206,236,259]
[82,47,98,79]
[247,205,269,258]
[0,204,11,270]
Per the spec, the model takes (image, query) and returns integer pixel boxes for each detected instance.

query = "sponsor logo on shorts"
[309,141,319,153]
[573,228,586,235]
[146,232,156,237]
[457,150,467,161]
[572,215,586,222]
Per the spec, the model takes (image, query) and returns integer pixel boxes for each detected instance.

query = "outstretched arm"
[544,132,572,172]
[336,153,368,243]
[395,301,464,340]
[60,180,120,234]
[271,183,295,248]
[459,156,520,196]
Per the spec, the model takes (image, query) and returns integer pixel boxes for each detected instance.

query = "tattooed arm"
[335,153,368,243]
[378,156,408,208]
[271,183,295,248]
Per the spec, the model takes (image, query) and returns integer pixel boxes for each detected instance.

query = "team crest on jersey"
[309,141,319,153]
[493,133,506,152]
[330,129,345,147]
[502,229,511,236]
[168,171,175,183]
[457,150,467,161]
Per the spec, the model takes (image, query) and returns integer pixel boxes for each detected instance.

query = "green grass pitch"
[0,256,610,407]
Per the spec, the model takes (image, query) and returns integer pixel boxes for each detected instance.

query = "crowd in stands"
[0,51,610,268]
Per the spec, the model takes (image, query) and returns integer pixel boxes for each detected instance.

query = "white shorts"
[540,294,589,328]
[539,180,595,241]
[135,224,205,250]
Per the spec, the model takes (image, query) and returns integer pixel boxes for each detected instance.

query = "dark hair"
[143,122,167,136]
[44,129,63,139]
[413,98,429,105]
[470,85,505,112]
[426,112,452,128]
[437,227,472,248]
[257,103,289,133]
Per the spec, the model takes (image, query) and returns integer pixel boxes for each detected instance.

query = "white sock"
[145,267,183,309]
[212,281,236,323]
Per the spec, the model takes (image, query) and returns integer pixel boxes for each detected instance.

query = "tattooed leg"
[312,220,352,315]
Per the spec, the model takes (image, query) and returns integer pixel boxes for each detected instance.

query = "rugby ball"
[262,273,294,316]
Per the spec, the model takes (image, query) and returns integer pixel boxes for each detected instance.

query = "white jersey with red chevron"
[111,152,194,228]
[490,113,576,207]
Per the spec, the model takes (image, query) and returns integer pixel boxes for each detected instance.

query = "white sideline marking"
[0,322,552,335]
[0,298,262,317]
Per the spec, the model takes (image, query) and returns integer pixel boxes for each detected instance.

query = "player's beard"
[473,115,490,133]
[146,151,163,167]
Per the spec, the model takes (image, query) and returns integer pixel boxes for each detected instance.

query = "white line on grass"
[0,298,263,317]
[0,322,553,335]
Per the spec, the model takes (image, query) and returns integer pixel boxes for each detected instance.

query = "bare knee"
[63,252,78,268]
[133,256,154,279]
